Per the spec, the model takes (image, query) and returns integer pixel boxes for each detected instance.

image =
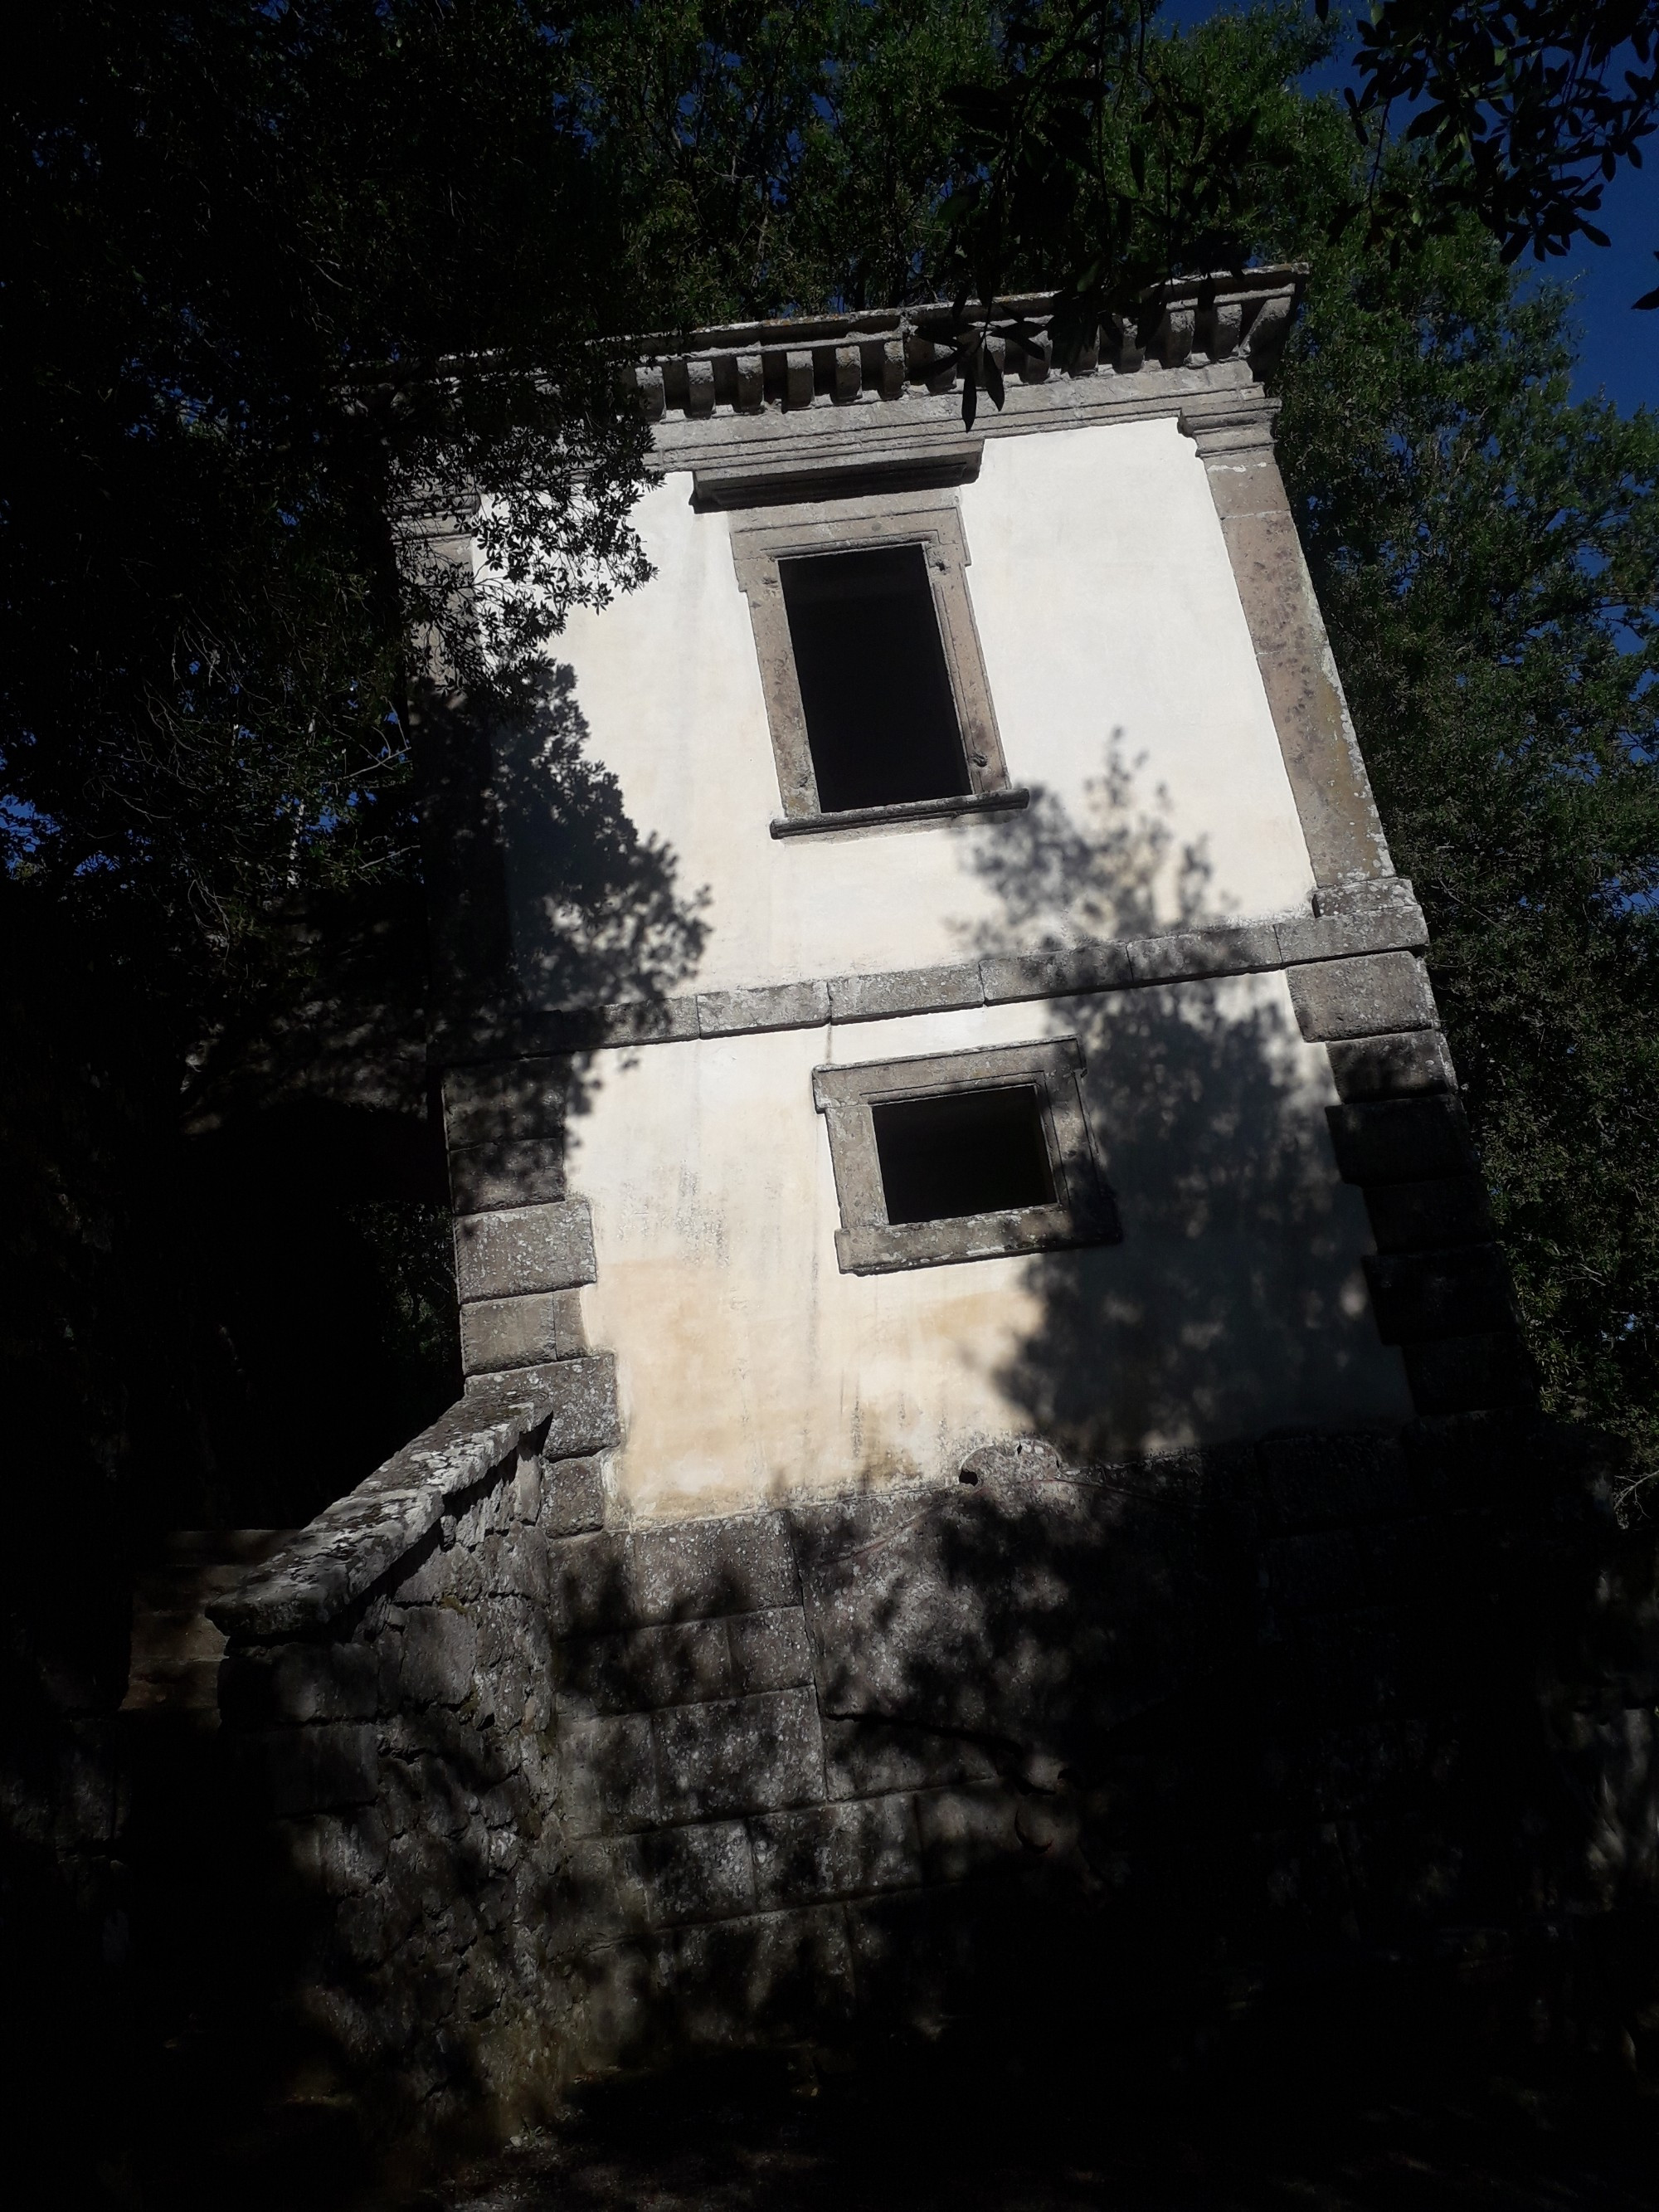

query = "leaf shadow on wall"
[964,748,1399,1461]
[485,662,710,1028]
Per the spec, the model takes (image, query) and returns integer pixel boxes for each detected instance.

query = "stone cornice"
[627,269,1303,431]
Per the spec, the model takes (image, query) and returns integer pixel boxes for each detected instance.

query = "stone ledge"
[827,961,984,1023]
[769,789,1029,838]
[209,1359,619,1640]
[429,884,1430,1069]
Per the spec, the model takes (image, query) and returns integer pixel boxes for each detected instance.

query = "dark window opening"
[872,1085,1057,1226]
[780,544,971,812]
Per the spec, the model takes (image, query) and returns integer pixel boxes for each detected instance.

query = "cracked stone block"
[510,1454,542,1524]
[697,980,830,1035]
[460,1289,586,1377]
[980,940,1133,1003]
[631,1513,800,1624]
[749,1795,922,1909]
[448,1138,567,1215]
[455,1199,596,1302]
[1127,923,1279,984]
[559,1620,733,1720]
[666,1904,855,2044]
[727,1609,814,1697]
[640,1820,757,1926]
[389,1532,461,1608]
[562,1713,661,1836]
[476,1527,549,1605]
[544,1454,607,1537]
[912,1783,1024,1883]
[827,962,982,1023]
[1326,1030,1455,1101]
[653,1688,825,1821]
[221,1640,378,1727]
[442,1060,569,1147]
[821,1717,1001,1800]
[398,1608,478,1708]
[1289,951,1436,1041]
[540,1356,621,1460]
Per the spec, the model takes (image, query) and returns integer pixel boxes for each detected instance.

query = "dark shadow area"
[964,751,1397,1454]
[27,721,1659,2212]
[2,655,713,2205]
[426,2029,1659,2212]
[174,1097,457,1531]
[487,662,709,1016]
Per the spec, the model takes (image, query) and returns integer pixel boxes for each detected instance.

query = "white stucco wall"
[494,417,1316,1005]
[568,977,1413,1523]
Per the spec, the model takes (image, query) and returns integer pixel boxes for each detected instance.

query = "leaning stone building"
[209,274,1548,2133]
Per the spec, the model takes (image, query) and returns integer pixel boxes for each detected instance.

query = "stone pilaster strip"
[1185,412,1392,889]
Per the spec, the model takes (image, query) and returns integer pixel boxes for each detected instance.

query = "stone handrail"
[208,1354,618,1641]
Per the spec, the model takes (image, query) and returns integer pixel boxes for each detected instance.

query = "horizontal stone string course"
[430,879,1430,1068]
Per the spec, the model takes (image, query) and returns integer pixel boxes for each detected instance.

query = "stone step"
[123,1532,298,1717]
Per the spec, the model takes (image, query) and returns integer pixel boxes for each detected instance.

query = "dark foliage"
[1326,0,1659,300]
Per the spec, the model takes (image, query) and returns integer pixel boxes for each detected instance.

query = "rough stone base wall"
[212,1395,1659,2143]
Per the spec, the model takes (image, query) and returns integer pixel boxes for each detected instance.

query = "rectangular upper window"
[813,1038,1120,1274]
[779,545,971,812]
[729,493,1024,836]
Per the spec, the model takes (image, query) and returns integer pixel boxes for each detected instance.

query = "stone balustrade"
[627,270,1304,421]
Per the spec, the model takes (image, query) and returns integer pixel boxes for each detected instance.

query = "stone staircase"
[122,1529,298,1721]
[117,1529,373,2211]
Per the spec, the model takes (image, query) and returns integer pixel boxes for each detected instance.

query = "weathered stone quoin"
[211,270,1562,2135]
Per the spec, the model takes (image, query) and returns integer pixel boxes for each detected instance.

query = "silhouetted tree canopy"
[1328,0,1659,298]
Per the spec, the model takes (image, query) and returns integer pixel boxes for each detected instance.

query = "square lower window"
[812,1038,1120,1274]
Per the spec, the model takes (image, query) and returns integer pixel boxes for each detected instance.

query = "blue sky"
[1160,0,1658,417]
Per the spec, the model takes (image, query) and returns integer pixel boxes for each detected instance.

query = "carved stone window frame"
[728,490,1015,834]
[811,1036,1120,1275]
